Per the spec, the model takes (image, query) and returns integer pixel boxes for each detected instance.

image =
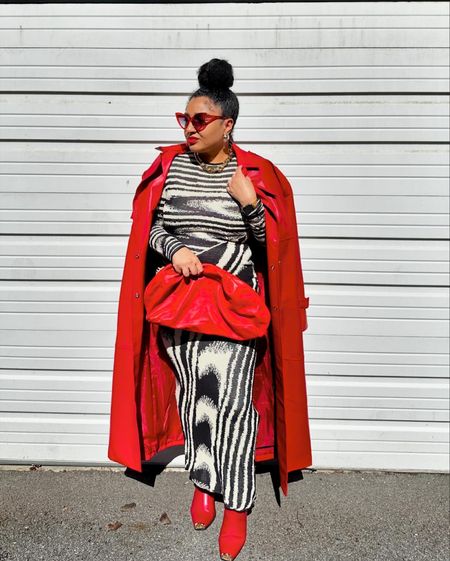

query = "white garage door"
[0,2,448,471]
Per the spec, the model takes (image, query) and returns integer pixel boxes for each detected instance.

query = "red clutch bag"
[144,263,271,340]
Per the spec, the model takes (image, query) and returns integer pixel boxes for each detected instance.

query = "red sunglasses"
[175,112,226,132]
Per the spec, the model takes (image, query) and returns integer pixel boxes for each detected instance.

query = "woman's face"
[181,96,234,155]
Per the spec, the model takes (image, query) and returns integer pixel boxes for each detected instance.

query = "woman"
[108,58,312,561]
[149,58,266,560]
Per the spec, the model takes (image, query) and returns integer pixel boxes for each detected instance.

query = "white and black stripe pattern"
[148,149,266,511]
[148,150,266,264]
[158,325,260,511]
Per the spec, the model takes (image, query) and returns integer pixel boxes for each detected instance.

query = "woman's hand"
[227,165,258,207]
[172,247,204,277]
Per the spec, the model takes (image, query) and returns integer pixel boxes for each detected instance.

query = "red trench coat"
[107,141,312,496]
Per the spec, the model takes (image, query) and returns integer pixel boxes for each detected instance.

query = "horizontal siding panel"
[0,374,447,421]
[312,418,449,443]
[0,416,447,471]
[0,209,449,239]
[0,414,108,433]
[6,371,446,398]
[4,93,449,118]
[0,443,109,466]
[3,415,446,444]
[4,433,446,456]
[1,193,131,211]
[0,355,113,374]
[2,443,445,471]
[311,419,449,471]
[0,143,448,239]
[297,209,449,240]
[1,432,107,446]
[2,48,448,81]
[1,142,448,180]
[300,239,449,286]
[2,3,449,16]
[0,330,114,349]
[0,372,111,390]
[0,284,448,376]
[1,237,448,286]
[1,312,115,331]
[311,453,448,472]
[0,238,127,281]
[2,29,448,50]
[1,95,448,143]
[306,346,448,373]
[0,282,118,304]
[309,376,449,400]
[0,356,113,371]
[1,73,448,95]
[3,174,447,195]
[0,338,448,375]
[2,15,449,28]
[308,406,448,423]
[1,398,110,415]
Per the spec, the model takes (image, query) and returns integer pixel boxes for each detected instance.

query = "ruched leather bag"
[144,262,271,340]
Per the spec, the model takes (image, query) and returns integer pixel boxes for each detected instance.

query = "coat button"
[270,264,276,271]
[135,253,140,259]
[273,305,279,311]
[134,292,140,298]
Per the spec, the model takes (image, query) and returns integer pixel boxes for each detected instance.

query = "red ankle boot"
[190,484,216,530]
[218,506,248,561]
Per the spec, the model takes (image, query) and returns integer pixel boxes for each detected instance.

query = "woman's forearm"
[148,191,186,261]
[149,221,187,261]
[242,198,266,244]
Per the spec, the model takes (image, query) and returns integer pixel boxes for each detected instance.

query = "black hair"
[187,58,239,142]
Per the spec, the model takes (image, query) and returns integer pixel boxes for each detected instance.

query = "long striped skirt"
[158,325,260,511]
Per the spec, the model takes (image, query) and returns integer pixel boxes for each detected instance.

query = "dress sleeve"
[241,198,266,244]
[148,187,187,261]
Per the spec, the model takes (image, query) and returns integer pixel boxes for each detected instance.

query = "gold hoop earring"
[223,132,232,153]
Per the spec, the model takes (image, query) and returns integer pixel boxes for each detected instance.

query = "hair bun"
[197,58,234,91]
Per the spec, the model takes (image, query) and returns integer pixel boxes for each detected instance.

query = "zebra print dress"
[148,149,266,511]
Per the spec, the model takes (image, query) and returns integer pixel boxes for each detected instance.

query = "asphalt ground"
[0,465,448,561]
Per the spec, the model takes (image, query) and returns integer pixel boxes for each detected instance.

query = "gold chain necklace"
[194,150,234,173]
